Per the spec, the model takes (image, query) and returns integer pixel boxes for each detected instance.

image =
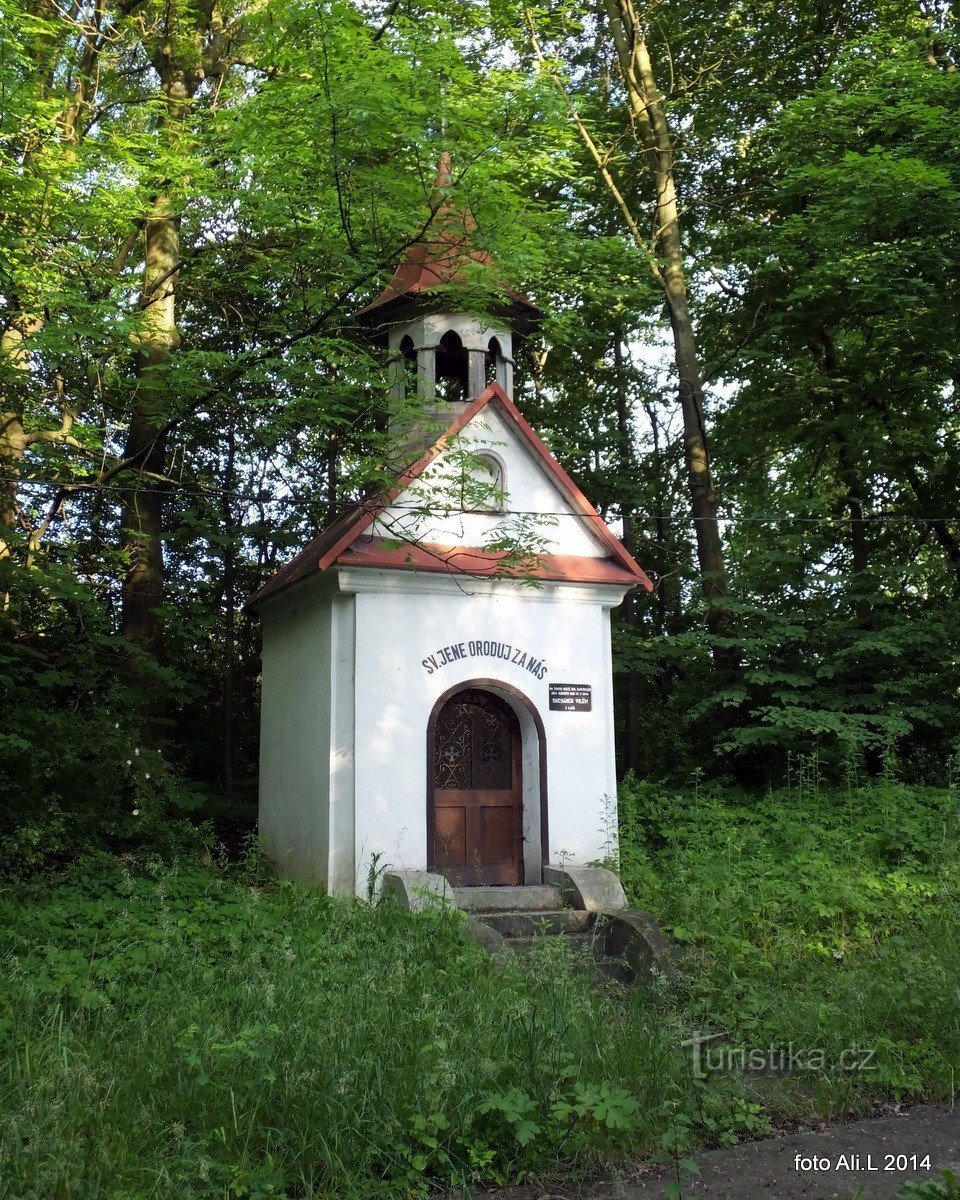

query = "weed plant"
[617,770,960,1117]
[0,854,682,1199]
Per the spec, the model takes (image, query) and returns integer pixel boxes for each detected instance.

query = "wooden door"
[429,689,522,886]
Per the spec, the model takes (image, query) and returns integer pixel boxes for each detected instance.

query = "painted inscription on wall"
[421,639,548,680]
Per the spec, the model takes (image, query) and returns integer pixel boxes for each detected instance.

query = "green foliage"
[0,559,211,876]
[900,1171,960,1200]
[691,39,960,777]
[0,0,567,856]
[0,860,683,1198]
[5,0,960,833]
[617,774,960,1112]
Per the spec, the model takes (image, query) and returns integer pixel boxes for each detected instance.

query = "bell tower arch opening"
[485,336,506,390]
[399,333,417,398]
[436,330,469,402]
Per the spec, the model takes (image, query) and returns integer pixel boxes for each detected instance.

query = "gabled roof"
[246,383,653,611]
[355,154,540,330]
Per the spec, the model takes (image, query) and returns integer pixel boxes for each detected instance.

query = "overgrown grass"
[618,773,960,1118]
[0,855,684,1200]
[4,775,959,1198]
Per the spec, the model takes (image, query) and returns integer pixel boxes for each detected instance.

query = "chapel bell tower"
[355,153,541,459]
[249,152,651,898]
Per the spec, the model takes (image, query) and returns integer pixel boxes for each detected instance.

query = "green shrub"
[0,859,683,1199]
[616,773,960,1114]
[899,1171,960,1199]
[0,562,212,878]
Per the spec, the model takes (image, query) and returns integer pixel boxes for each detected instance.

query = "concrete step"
[454,885,564,914]
[509,930,596,953]
[480,909,594,937]
[507,936,632,982]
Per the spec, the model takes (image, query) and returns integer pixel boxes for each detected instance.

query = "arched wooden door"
[429,689,523,886]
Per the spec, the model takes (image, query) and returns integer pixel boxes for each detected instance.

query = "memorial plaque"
[549,683,592,712]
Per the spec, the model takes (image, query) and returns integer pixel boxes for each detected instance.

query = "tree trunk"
[613,333,641,772]
[326,431,339,521]
[820,330,871,622]
[0,326,30,563]
[118,17,235,718]
[639,398,669,637]
[121,198,180,691]
[906,465,960,592]
[865,390,960,592]
[600,0,733,670]
[220,421,237,794]
[1,314,43,581]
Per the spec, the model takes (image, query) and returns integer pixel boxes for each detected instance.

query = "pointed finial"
[355,150,540,332]
[433,150,454,194]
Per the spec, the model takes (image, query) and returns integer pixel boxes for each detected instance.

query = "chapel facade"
[248,160,651,895]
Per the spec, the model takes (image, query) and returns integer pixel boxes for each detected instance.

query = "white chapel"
[248,160,652,896]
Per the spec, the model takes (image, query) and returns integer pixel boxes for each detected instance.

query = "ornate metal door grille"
[430,688,522,886]
[434,691,513,790]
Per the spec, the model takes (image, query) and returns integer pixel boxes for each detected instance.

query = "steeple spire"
[356,154,540,461]
[355,155,539,335]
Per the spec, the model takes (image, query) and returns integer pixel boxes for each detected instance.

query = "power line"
[3,476,958,524]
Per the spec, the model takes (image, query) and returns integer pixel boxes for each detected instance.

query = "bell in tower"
[355,154,540,461]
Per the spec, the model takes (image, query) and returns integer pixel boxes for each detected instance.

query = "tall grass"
[0,858,680,1199]
[4,775,959,1198]
[617,775,960,1116]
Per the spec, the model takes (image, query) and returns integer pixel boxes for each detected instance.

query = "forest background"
[4,3,960,1194]
[2,0,959,869]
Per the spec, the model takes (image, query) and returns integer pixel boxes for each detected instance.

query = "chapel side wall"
[534,598,619,867]
[327,593,357,895]
[258,589,332,884]
[348,577,621,891]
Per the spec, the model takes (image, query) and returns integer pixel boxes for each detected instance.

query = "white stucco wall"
[257,577,337,885]
[344,570,624,894]
[328,593,358,893]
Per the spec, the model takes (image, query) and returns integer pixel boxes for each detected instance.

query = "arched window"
[399,334,417,397]
[436,330,469,402]
[485,337,503,388]
[463,453,505,512]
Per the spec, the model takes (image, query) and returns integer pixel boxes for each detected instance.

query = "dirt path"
[476,1105,959,1200]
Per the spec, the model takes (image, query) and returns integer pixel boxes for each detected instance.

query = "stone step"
[507,936,632,982]
[479,909,594,937]
[453,885,565,914]
[508,930,596,953]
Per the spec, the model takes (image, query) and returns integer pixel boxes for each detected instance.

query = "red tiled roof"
[355,154,540,327]
[337,539,648,586]
[245,382,653,610]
